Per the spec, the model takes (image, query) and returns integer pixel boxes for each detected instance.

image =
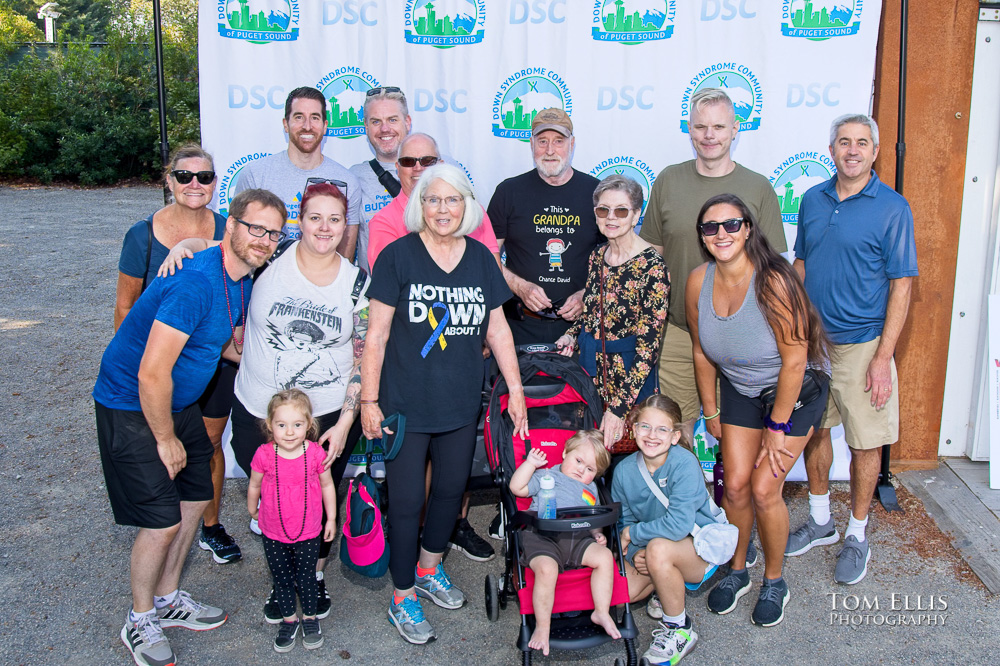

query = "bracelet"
[359,399,379,405]
[764,415,793,433]
[704,408,721,420]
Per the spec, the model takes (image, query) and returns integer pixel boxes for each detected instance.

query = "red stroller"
[484,350,639,665]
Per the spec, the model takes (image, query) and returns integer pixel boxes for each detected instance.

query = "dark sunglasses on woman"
[172,170,216,185]
[698,217,744,236]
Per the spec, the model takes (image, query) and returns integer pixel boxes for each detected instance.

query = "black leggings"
[231,395,361,558]
[262,535,321,618]
[385,422,477,590]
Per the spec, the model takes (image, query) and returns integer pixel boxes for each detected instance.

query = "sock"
[316,570,324,582]
[129,607,156,623]
[808,492,831,525]
[729,567,748,580]
[416,564,438,577]
[845,514,868,542]
[393,593,411,605]
[153,590,178,609]
[763,576,785,588]
[663,611,686,627]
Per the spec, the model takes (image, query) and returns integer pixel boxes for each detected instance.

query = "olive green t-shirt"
[639,160,786,330]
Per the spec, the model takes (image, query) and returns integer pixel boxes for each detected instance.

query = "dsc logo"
[700,0,755,20]
[597,86,653,111]
[787,83,840,108]
[228,85,285,109]
[323,0,377,25]
[510,0,566,24]
[413,88,468,113]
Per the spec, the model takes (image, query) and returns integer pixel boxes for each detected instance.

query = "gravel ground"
[0,184,995,666]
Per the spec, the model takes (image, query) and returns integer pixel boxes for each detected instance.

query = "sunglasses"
[366,86,402,97]
[397,155,439,168]
[698,217,744,236]
[172,170,215,185]
[305,177,348,192]
[235,218,287,243]
[595,206,631,219]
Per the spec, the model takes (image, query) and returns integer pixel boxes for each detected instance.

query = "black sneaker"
[448,518,496,562]
[751,578,790,627]
[301,617,324,650]
[487,510,504,541]
[263,588,283,625]
[198,523,242,564]
[273,620,299,653]
[316,574,331,620]
[707,568,751,615]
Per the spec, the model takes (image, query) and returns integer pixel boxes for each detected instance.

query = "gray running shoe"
[835,536,871,585]
[301,617,324,650]
[646,592,663,619]
[414,564,466,609]
[785,516,840,557]
[388,595,436,645]
[273,620,299,653]
[751,578,790,627]
[706,569,751,615]
[120,612,175,666]
[156,590,227,630]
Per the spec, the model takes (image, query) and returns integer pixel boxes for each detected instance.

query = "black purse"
[758,368,829,414]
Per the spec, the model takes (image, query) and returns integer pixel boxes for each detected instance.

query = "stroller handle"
[511,503,621,533]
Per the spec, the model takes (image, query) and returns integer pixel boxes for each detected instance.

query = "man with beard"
[94,190,286,666]
[235,87,362,260]
[488,108,603,346]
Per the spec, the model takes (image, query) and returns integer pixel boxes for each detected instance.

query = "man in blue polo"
[94,189,287,666]
[788,114,918,585]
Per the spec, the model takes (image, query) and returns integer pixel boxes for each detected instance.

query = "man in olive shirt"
[640,88,787,421]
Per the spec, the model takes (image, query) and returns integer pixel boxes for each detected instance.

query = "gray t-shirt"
[526,468,599,512]
[348,158,398,275]
[234,150,362,242]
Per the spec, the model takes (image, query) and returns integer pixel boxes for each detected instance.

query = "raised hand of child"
[591,530,607,546]
[526,448,547,468]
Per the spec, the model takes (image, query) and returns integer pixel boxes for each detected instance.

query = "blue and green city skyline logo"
[492,68,572,141]
[216,152,272,217]
[316,67,381,139]
[769,151,835,224]
[592,0,675,43]
[404,0,486,48]
[680,63,763,133]
[217,0,299,43]
[589,156,657,228]
[781,0,861,40]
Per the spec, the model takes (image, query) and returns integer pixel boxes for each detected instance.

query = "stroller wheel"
[485,573,500,621]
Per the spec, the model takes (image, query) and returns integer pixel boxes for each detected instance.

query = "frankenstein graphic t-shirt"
[367,233,511,433]
[488,169,604,306]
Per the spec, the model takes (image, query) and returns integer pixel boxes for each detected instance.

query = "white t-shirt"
[235,242,369,417]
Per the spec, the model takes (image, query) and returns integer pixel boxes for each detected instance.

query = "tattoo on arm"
[343,370,361,413]
[352,306,369,359]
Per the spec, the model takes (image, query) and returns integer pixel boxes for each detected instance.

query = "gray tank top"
[697,263,781,397]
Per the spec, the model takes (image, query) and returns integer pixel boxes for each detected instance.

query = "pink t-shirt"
[367,191,500,270]
[251,441,326,544]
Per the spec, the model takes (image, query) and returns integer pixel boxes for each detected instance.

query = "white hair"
[403,163,482,237]
[829,114,880,147]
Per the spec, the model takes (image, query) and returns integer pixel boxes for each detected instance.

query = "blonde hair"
[264,389,319,442]
[630,395,689,449]
[564,429,611,475]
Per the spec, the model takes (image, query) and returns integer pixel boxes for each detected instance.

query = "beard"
[230,230,274,270]
[534,154,570,180]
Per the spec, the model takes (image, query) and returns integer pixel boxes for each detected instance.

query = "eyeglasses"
[422,195,463,209]
[172,170,215,185]
[697,217,744,236]
[305,177,348,191]
[635,423,677,437]
[366,86,402,97]
[398,155,439,168]
[595,206,632,219]
[235,218,287,243]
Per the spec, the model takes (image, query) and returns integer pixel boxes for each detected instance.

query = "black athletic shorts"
[95,401,214,529]
[197,360,238,419]
[719,373,829,438]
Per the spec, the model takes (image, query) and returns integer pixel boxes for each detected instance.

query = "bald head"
[397,133,440,195]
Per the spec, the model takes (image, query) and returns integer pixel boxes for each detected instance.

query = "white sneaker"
[121,612,175,666]
[643,619,698,665]
[249,517,262,535]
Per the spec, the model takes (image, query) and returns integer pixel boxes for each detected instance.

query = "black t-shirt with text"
[488,169,604,306]
[367,233,512,433]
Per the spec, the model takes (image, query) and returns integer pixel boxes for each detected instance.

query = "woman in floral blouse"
[556,174,670,448]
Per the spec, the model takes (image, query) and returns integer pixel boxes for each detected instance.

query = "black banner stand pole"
[153,0,170,205]
[877,0,907,513]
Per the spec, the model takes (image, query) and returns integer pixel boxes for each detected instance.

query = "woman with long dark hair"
[686,193,829,628]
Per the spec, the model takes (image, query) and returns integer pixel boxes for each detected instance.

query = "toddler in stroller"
[509,430,621,655]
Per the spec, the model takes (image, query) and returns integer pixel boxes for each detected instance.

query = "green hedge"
[0,34,199,184]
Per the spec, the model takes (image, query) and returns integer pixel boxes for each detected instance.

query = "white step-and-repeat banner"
[199,0,881,479]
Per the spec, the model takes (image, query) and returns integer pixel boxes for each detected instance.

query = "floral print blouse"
[567,245,670,418]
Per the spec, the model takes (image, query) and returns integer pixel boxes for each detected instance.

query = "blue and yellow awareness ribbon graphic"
[420,302,450,358]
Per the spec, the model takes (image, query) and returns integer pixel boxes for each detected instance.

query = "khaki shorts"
[658,323,701,422]
[820,337,899,450]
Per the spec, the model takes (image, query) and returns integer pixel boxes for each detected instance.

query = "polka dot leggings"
[261,535,321,618]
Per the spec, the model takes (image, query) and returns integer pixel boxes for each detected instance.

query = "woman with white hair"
[361,163,528,645]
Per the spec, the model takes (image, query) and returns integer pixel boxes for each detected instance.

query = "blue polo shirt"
[793,171,918,345]
[94,246,251,412]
